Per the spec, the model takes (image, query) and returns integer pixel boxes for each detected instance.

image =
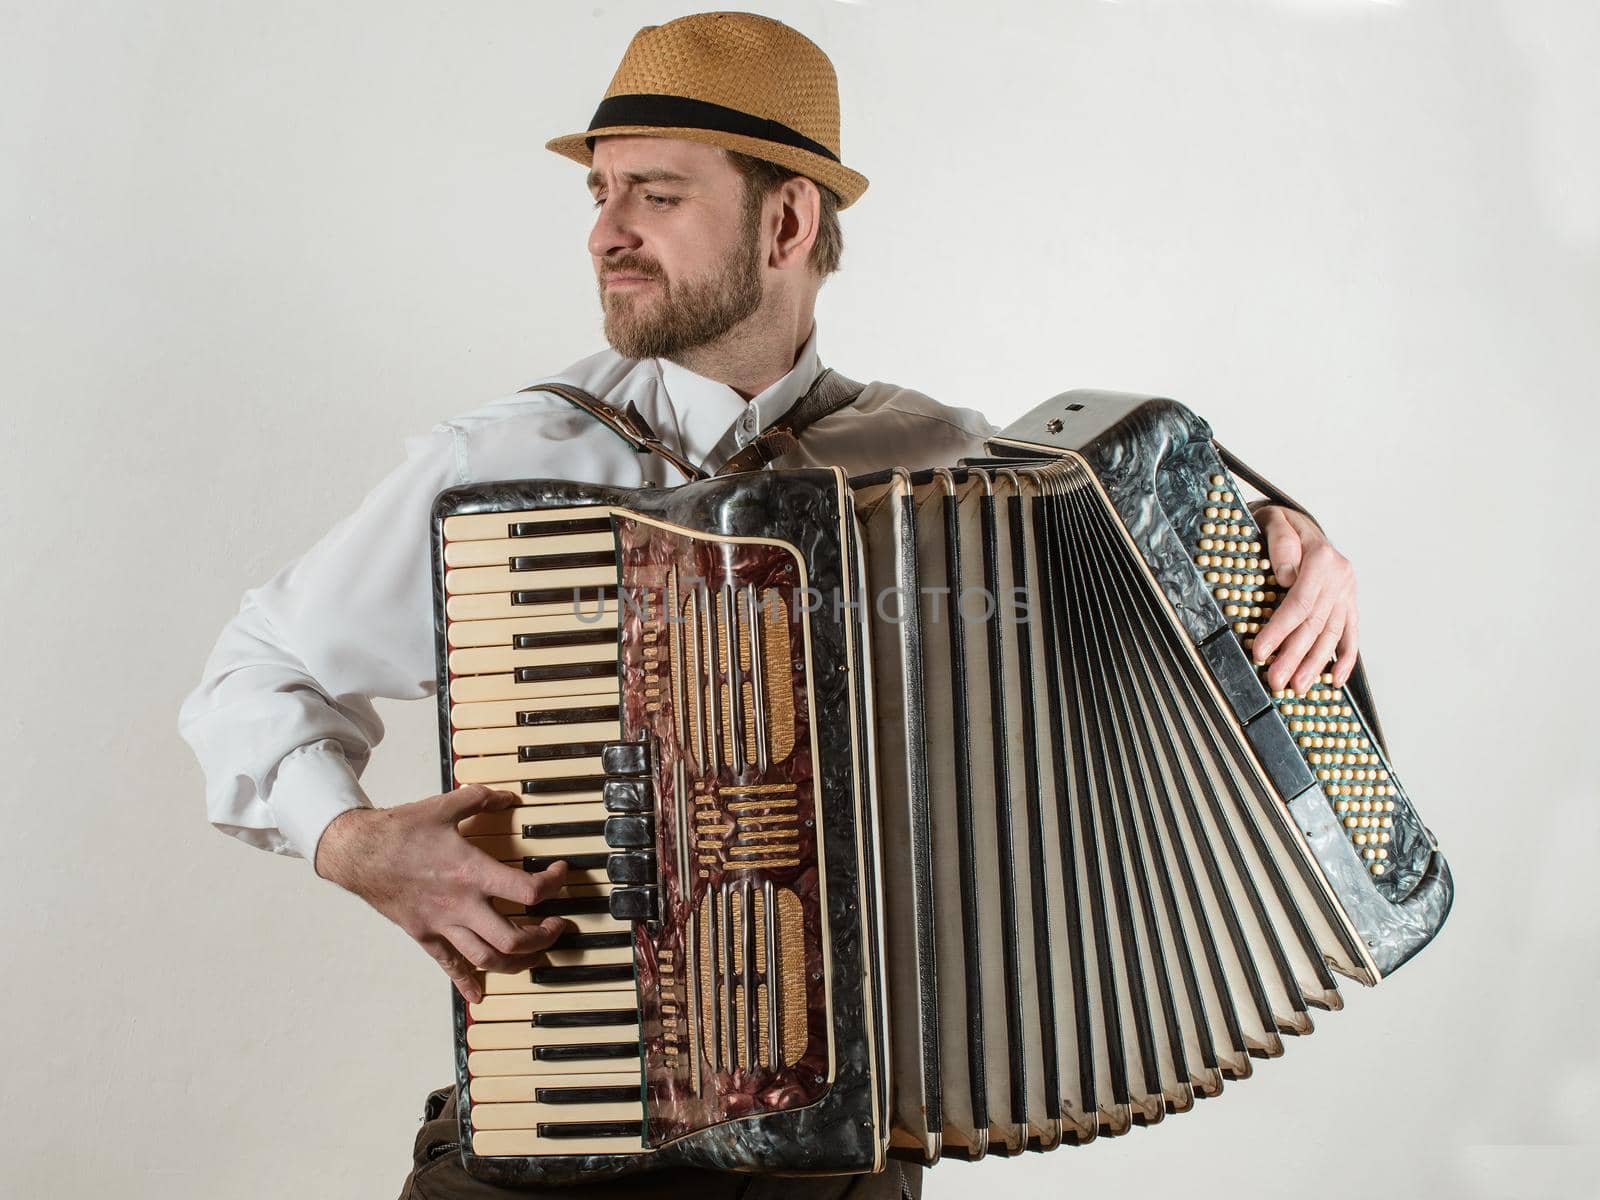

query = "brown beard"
[597,204,764,361]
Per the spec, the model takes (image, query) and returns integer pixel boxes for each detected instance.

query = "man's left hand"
[1249,504,1360,694]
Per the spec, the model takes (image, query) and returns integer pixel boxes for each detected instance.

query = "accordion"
[429,390,1452,1185]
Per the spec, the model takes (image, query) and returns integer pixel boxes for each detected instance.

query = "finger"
[1257,506,1303,588]
[1267,600,1333,693]
[482,857,570,908]
[443,924,523,976]
[1294,616,1344,695]
[474,905,571,956]
[1334,616,1360,688]
[421,934,483,1004]
[435,783,520,824]
[1252,577,1322,666]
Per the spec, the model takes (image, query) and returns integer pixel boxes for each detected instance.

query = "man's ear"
[769,176,821,271]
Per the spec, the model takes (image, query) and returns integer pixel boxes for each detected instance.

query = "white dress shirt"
[178,325,996,864]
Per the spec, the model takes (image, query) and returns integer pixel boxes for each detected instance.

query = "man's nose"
[588,199,642,259]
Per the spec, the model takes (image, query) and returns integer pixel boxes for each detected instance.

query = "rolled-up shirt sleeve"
[179,425,461,863]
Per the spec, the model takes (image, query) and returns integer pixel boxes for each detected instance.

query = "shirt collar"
[649,324,824,470]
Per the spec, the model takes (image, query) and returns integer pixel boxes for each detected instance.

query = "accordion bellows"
[430,390,1453,1185]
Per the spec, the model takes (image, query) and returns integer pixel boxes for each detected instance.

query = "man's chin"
[604,322,674,361]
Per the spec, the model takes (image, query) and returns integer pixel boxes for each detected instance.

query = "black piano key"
[514,628,618,651]
[536,1121,643,1139]
[530,963,634,986]
[550,931,634,952]
[604,815,654,849]
[531,1008,639,1029]
[507,517,614,539]
[534,1085,640,1105]
[520,741,610,763]
[516,663,617,685]
[529,895,612,916]
[534,1042,640,1062]
[602,779,651,813]
[509,550,619,572]
[513,584,617,607]
[523,818,607,840]
[524,852,611,872]
[519,704,619,727]
[521,775,607,796]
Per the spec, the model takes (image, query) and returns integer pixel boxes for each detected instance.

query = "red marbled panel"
[615,517,830,1146]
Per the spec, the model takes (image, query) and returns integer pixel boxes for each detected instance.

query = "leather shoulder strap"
[518,381,707,482]
[1214,438,1389,754]
[1213,440,1314,520]
[715,368,867,476]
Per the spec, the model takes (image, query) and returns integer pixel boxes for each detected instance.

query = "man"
[179,12,1359,1198]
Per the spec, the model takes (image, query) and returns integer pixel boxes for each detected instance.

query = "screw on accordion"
[428,389,1452,1186]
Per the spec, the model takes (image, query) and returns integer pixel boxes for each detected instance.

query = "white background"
[3,1,1596,1196]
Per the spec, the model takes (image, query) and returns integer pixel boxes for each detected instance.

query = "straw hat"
[545,11,869,208]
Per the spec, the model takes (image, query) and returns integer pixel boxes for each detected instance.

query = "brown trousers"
[398,1087,922,1200]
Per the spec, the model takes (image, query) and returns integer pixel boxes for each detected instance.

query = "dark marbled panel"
[987,392,1226,645]
[1288,790,1455,977]
[981,391,1452,975]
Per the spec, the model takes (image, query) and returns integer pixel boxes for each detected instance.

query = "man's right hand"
[314,784,571,1004]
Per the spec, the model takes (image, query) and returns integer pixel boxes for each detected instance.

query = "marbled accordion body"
[429,391,1452,1185]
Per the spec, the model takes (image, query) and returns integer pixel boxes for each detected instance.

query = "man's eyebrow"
[586,168,693,192]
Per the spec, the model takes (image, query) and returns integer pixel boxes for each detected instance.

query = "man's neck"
[665,309,815,401]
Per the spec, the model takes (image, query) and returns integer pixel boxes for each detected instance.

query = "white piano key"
[468,1018,640,1051]
[450,673,618,705]
[489,881,613,917]
[444,532,617,568]
[469,1099,642,1129]
[451,695,620,731]
[446,563,616,597]
[454,755,605,786]
[447,606,619,649]
[509,910,626,936]
[459,801,609,839]
[468,1068,639,1104]
[442,507,616,543]
[471,1129,644,1157]
[468,783,606,808]
[469,832,611,860]
[448,593,610,623]
[467,1043,640,1077]
[483,966,635,995]
[468,987,636,1023]
[448,641,615,678]
[542,944,633,968]
[452,720,620,758]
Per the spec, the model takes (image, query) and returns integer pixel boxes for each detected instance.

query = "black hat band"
[585,94,840,163]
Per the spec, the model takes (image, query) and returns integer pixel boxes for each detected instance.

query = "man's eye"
[591,194,678,209]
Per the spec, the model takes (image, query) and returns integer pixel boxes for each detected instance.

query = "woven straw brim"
[546,126,869,210]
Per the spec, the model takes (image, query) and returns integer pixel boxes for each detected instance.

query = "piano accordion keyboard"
[443,505,644,1159]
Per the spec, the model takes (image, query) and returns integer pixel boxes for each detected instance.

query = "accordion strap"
[519,367,865,481]
[715,368,866,476]
[1212,439,1389,755]
[517,381,709,482]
